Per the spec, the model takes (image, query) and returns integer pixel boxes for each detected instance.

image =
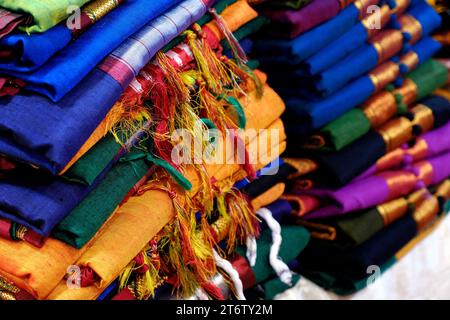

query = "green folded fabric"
[331,209,386,247]
[52,149,150,249]
[63,135,122,185]
[408,59,449,100]
[320,109,372,152]
[0,0,92,33]
[236,225,310,284]
[261,274,301,299]
[318,60,449,152]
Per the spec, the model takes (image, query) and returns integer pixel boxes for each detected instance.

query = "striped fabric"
[99,0,212,89]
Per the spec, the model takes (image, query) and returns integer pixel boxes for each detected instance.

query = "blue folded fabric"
[314,43,381,97]
[407,0,443,35]
[413,37,443,65]
[282,38,441,135]
[254,2,367,66]
[0,158,110,236]
[285,76,375,133]
[0,69,121,174]
[0,0,181,102]
[312,1,441,97]
[301,0,439,76]
[0,25,71,73]
[303,22,371,76]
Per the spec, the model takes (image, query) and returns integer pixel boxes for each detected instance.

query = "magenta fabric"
[356,121,450,181]
[423,122,450,158]
[298,169,424,219]
[429,151,450,185]
[265,0,340,38]
[298,174,391,219]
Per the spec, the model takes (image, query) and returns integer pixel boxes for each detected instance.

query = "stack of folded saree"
[1,0,449,301]
[247,0,450,297]
[0,0,305,301]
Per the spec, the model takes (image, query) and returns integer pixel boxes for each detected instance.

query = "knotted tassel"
[205,8,263,98]
[157,192,218,298]
[184,27,237,94]
[216,188,259,254]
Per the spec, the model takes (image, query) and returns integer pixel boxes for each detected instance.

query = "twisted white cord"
[213,249,246,300]
[257,208,293,286]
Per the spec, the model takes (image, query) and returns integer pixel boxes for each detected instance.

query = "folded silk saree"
[357,120,450,180]
[0,0,123,75]
[263,0,346,39]
[0,0,191,102]
[299,210,449,295]
[292,95,450,187]
[0,0,212,175]
[296,189,449,293]
[297,215,417,279]
[0,98,286,299]
[58,0,257,175]
[255,0,379,64]
[310,1,441,97]
[304,57,449,152]
[46,127,286,300]
[281,49,442,137]
[296,150,450,220]
[300,0,411,76]
[304,180,450,247]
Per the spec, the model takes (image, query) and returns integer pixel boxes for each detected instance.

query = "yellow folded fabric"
[0,238,80,299]
[251,183,286,210]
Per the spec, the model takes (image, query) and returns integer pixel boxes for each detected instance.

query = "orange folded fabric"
[251,183,286,210]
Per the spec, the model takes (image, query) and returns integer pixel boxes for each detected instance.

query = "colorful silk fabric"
[308,59,449,151]
[0,0,210,175]
[0,0,187,101]
[0,0,92,33]
[0,0,448,301]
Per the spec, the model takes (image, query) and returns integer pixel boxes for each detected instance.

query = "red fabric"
[0,9,30,40]
[229,253,257,290]
[112,287,137,300]
[0,77,26,96]
[24,230,46,248]
[0,157,16,170]
[79,267,100,287]
[0,218,12,240]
